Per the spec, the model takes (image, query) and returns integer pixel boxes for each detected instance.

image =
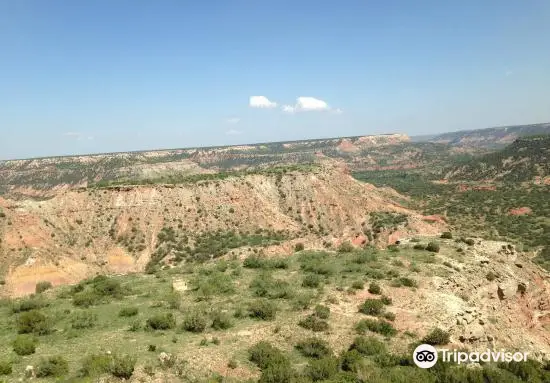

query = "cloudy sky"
[1,0,549,159]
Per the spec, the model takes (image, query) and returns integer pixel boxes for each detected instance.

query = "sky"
[1,0,550,160]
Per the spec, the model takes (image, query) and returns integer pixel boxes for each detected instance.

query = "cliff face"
[0,163,441,297]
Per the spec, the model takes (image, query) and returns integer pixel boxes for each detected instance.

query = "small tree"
[35,281,53,294]
[426,242,440,253]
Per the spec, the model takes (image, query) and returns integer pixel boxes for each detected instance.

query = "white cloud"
[226,129,243,136]
[249,96,277,109]
[226,117,241,125]
[296,97,329,111]
[281,97,341,114]
[505,70,513,77]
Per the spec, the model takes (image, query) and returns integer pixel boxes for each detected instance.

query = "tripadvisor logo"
[413,344,529,369]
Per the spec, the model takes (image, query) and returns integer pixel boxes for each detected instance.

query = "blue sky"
[1,0,549,159]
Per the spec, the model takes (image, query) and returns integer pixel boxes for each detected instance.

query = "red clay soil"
[509,207,532,216]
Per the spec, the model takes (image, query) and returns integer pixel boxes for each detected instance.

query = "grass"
[0,244,537,381]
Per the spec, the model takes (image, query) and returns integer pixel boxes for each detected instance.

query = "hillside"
[429,123,550,149]
[0,162,444,297]
[0,134,409,197]
[445,135,550,183]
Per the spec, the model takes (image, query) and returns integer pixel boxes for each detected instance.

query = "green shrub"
[71,310,97,329]
[92,276,125,298]
[314,305,330,319]
[73,291,100,307]
[486,271,498,281]
[250,274,293,299]
[79,354,112,377]
[166,291,182,309]
[296,338,332,359]
[413,244,425,250]
[211,311,233,330]
[383,312,396,321]
[351,280,364,290]
[248,342,289,370]
[306,357,339,381]
[440,232,453,239]
[181,311,208,333]
[295,243,305,252]
[302,274,322,288]
[0,360,12,376]
[17,310,51,335]
[119,306,139,317]
[381,295,392,305]
[243,255,265,269]
[426,242,440,253]
[298,315,329,332]
[36,356,69,378]
[110,354,136,379]
[12,334,37,355]
[339,350,363,372]
[192,272,235,299]
[368,282,382,295]
[338,241,354,253]
[464,238,475,246]
[422,328,450,345]
[358,299,385,316]
[392,277,418,288]
[355,319,397,336]
[248,300,277,320]
[292,292,314,310]
[349,336,386,356]
[11,298,47,313]
[145,313,176,330]
[35,281,53,294]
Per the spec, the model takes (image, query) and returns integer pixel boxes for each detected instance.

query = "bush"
[314,305,330,319]
[79,354,112,377]
[298,315,329,332]
[92,277,125,298]
[440,232,453,239]
[296,338,332,358]
[110,354,136,379]
[358,299,385,316]
[11,298,47,313]
[17,310,51,335]
[71,310,97,329]
[340,350,363,372]
[181,311,208,333]
[426,242,440,253]
[295,243,305,252]
[248,342,289,370]
[73,291,100,307]
[392,277,418,288]
[464,238,475,246]
[368,282,382,295]
[35,281,53,294]
[243,255,265,269]
[119,306,139,317]
[413,244,426,250]
[211,311,233,330]
[146,313,176,330]
[381,295,393,305]
[0,360,12,375]
[249,300,277,320]
[291,292,314,310]
[338,241,354,253]
[486,271,498,281]
[422,328,450,345]
[355,319,397,336]
[349,336,386,356]
[36,356,69,378]
[302,274,322,288]
[12,334,37,355]
[306,357,339,381]
[351,280,364,290]
[250,274,293,299]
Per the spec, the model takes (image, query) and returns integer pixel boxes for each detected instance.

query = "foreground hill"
[444,135,550,183]
[0,237,549,382]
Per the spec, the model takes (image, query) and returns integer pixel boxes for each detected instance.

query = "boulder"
[497,280,517,300]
